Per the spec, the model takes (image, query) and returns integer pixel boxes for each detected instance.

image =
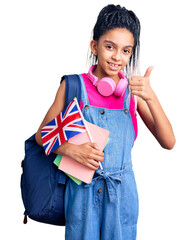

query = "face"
[90,28,134,82]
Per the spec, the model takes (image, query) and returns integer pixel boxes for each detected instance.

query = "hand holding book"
[58,120,110,183]
[65,142,104,171]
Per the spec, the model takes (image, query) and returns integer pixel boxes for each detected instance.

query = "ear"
[90,40,98,56]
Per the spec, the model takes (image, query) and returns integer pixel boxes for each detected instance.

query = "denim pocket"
[120,172,139,225]
[64,180,87,225]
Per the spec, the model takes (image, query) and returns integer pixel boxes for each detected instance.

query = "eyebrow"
[104,40,133,49]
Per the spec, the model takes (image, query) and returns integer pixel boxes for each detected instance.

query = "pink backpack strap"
[130,94,138,140]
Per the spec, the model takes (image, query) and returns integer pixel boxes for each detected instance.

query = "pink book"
[58,120,110,184]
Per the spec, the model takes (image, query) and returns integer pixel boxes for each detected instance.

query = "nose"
[112,49,121,61]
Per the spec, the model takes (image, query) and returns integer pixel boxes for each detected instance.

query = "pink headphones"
[87,65,128,97]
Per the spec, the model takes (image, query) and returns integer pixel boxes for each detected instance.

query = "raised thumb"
[144,66,154,78]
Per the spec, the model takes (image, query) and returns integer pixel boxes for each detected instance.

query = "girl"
[35,4,175,240]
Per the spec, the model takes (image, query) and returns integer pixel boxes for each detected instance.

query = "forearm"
[35,129,103,170]
[35,130,72,156]
[146,91,176,149]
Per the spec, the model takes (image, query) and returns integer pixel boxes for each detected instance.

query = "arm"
[35,80,66,147]
[35,80,104,170]
[130,67,176,149]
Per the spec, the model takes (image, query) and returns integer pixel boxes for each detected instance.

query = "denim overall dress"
[64,75,139,240]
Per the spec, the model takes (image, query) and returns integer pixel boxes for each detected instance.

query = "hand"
[66,142,104,170]
[129,66,154,101]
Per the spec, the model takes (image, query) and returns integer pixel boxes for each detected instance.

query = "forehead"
[98,28,134,46]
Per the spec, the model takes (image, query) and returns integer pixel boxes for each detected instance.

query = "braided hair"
[88,4,141,77]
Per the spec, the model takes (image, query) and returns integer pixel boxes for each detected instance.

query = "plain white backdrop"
[1,0,196,239]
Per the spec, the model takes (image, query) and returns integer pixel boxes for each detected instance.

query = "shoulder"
[57,78,66,100]
[52,78,66,111]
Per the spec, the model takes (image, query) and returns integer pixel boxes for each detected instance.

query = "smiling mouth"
[108,62,121,68]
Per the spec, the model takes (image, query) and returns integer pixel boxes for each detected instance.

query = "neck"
[93,65,120,84]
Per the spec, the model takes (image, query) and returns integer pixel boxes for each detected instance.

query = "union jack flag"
[41,98,86,156]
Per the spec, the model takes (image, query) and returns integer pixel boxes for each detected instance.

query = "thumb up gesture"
[129,66,154,101]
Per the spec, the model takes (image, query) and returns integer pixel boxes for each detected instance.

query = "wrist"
[146,90,156,104]
[53,141,73,157]
[63,142,75,157]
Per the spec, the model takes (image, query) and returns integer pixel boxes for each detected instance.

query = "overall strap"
[61,74,81,108]
[123,87,131,110]
[78,74,90,106]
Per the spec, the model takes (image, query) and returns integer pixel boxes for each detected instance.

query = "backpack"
[20,74,81,225]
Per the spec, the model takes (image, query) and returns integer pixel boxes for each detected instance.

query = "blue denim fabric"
[64,75,139,239]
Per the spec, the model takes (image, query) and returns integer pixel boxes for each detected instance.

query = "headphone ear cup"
[114,78,128,97]
[97,77,116,97]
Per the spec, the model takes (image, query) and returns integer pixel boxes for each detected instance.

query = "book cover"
[54,155,82,185]
[58,120,110,184]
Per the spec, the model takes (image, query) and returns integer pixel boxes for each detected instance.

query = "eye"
[106,45,113,50]
[123,49,131,54]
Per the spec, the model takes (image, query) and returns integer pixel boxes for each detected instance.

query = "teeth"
[109,62,119,67]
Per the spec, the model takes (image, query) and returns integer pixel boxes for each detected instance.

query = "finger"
[131,90,142,97]
[90,142,100,150]
[95,149,104,157]
[86,162,99,170]
[88,159,100,169]
[89,143,104,157]
[129,77,143,87]
[129,80,142,86]
[85,158,99,170]
[130,86,143,91]
[144,66,154,78]
[131,76,142,82]
[92,153,104,162]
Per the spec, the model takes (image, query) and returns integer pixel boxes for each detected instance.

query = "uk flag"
[41,98,86,156]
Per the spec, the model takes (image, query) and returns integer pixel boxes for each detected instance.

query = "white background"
[1,0,196,239]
